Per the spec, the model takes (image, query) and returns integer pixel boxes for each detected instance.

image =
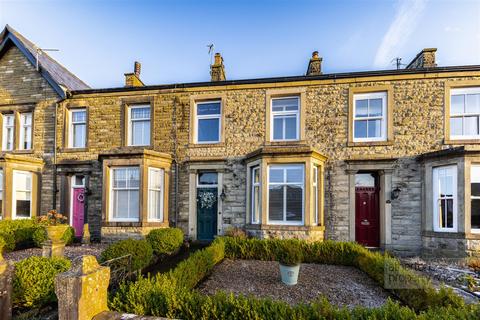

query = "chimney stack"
[406,48,437,69]
[125,61,144,87]
[306,51,322,76]
[210,53,226,81]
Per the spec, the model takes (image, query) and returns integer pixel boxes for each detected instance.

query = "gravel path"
[4,243,107,263]
[198,259,393,308]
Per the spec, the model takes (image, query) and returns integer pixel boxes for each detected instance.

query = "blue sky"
[1,0,479,88]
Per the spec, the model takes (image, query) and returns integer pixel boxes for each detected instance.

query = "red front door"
[72,188,85,237]
[355,186,380,247]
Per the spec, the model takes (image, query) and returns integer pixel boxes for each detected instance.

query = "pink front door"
[72,188,85,237]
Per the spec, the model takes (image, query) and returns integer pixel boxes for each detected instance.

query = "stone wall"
[0,45,59,217]
[61,72,480,254]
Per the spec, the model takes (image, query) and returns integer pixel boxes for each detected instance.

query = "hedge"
[100,238,154,271]
[0,219,40,250]
[110,237,478,319]
[146,228,184,256]
[13,256,71,309]
[32,225,75,247]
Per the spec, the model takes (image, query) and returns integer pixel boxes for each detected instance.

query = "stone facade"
[2,27,480,257]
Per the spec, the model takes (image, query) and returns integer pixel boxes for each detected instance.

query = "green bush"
[110,237,479,319]
[32,225,75,247]
[275,240,303,266]
[0,219,39,249]
[146,228,184,256]
[100,238,153,271]
[13,256,71,309]
[0,230,15,252]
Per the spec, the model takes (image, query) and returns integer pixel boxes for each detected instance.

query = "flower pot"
[279,263,300,285]
[46,225,69,243]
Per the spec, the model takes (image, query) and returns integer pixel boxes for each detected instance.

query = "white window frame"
[353,92,387,142]
[470,165,480,233]
[69,109,87,148]
[147,167,164,222]
[194,100,222,144]
[19,112,32,150]
[432,165,458,232]
[313,165,318,225]
[12,170,32,220]
[449,87,480,140]
[267,164,304,225]
[128,105,151,146]
[2,114,14,151]
[109,167,140,222]
[0,169,3,219]
[270,96,300,141]
[251,166,261,224]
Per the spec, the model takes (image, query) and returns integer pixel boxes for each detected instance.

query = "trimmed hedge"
[13,256,71,309]
[146,228,184,256]
[32,225,75,247]
[110,237,477,319]
[100,238,154,271]
[0,219,40,250]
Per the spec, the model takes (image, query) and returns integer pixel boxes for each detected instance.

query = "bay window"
[12,170,32,219]
[313,166,318,225]
[433,165,457,232]
[353,92,387,142]
[271,97,299,141]
[471,165,480,232]
[128,105,151,146]
[148,168,164,222]
[450,87,480,139]
[19,113,32,150]
[110,167,140,221]
[268,164,304,224]
[2,114,14,151]
[195,101,221,143]
[69,109,87,148]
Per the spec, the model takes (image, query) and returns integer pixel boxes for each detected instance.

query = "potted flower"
[38,210,68,242]
[276,241,303,285]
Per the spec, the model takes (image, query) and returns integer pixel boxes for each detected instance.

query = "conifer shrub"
[146,228,184,256]
[100,238,153,271]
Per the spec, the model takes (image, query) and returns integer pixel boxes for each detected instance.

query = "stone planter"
[279,263,300,285]
[46,225,69,243]
[43,225,69,258]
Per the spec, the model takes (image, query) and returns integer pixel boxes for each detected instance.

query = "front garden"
[2,218,480,319]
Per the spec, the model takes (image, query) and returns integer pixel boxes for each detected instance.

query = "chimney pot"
[312,51,319,59]
[134,61,141,77]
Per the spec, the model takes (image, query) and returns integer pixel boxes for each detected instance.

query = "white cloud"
[374,0,427,68]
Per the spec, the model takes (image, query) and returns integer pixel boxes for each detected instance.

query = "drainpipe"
[172,96,180,227]
[52,96,66,210]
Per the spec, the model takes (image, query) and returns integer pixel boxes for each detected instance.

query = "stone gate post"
[55,255,110,320]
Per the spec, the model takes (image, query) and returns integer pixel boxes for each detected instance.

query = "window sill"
[102,221,168,227]
[60,147,89,153]
[347,140,393,147]
[444,139,480,145]
[189,142,225,148]
[11,150,34,155]
[246,224,325,231]
[265,140,306,146]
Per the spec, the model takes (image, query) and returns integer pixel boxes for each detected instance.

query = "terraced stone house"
[1,25,480,257]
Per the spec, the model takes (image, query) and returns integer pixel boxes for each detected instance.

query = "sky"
[1,0,479,89]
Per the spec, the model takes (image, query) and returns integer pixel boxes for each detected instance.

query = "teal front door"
[197,187,218,241]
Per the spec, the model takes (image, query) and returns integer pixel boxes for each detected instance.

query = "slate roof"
[0,24,90,96]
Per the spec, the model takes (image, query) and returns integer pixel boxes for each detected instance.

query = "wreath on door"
[199,191,216,209]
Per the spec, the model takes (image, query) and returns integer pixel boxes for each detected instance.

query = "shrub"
[13,256,71,309]
[0,219,39,249]
[146,228,184,256]
[224,227,247,239]
[100,238,153,271]
[0,230,15,252]
[32,225,75,247]
[275,240,303,266]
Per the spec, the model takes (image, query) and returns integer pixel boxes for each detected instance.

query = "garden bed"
[198,259,392,308]
[4,243,107,263]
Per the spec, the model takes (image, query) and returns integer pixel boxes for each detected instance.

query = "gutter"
[52,95,67,210]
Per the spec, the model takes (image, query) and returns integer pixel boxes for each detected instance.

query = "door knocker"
[77,193,85,203]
